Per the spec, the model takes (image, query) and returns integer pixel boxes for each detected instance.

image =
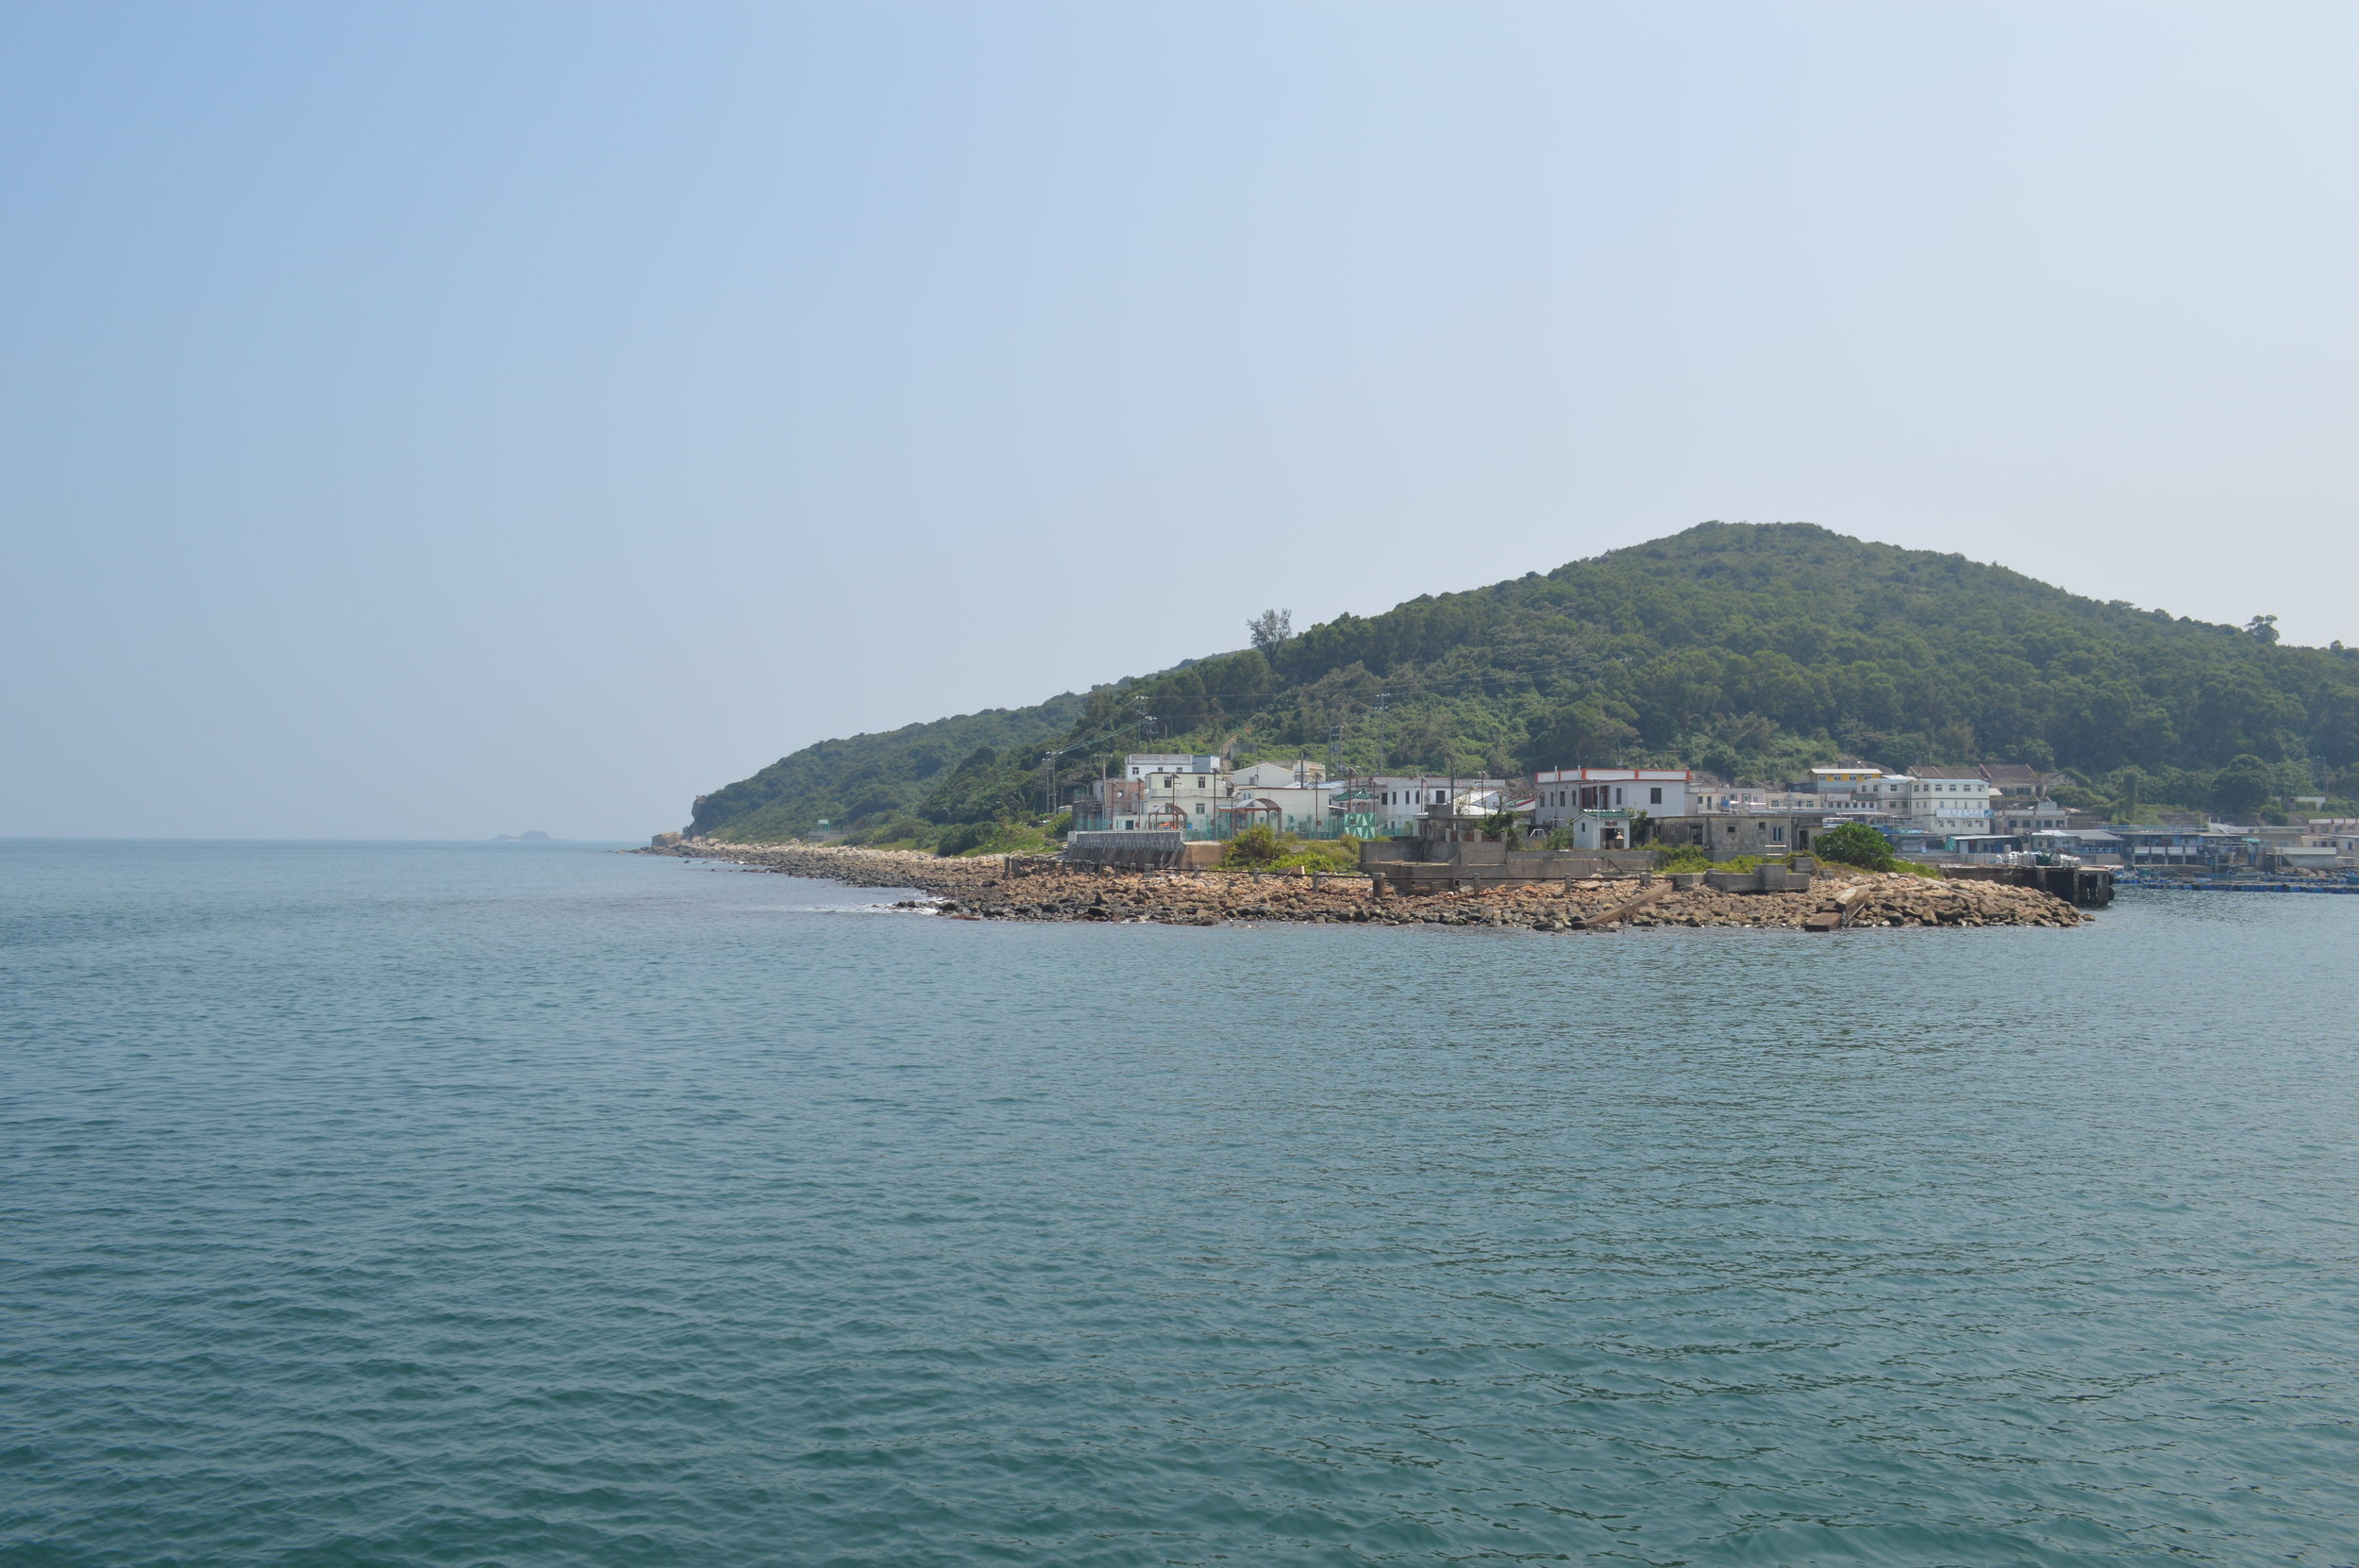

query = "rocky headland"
[639,840,2083,931]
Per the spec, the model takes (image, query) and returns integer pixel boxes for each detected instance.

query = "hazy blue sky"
[6,2,2354,839]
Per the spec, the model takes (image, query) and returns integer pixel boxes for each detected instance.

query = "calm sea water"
[4,841,2356,1566]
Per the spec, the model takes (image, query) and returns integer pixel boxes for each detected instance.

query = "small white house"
[1564,810,1637,850]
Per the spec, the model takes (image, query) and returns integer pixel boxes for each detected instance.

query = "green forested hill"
[685,697,1086,844]
[685,523,2359,841]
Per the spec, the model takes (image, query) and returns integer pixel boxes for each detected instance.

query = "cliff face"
[686,523,2359,842]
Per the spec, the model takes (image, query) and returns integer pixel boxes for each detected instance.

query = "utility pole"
[1325,723,1345,841]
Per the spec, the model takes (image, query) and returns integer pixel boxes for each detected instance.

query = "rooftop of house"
[1366,774,1510,786]
[1125,753,1224,775]
[1531,766,1693,782]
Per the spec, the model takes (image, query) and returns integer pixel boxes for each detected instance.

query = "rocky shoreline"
[639,841,2083,931]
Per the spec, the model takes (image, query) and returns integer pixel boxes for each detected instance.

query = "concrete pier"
[1941,864,2114,908]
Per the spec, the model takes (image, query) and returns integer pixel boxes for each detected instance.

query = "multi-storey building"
[1072,755,1230,833]
[1893,768,1999,835]
[1815,769,1995,836]
[1134,758,1230,832]
[1530,768,1692,826]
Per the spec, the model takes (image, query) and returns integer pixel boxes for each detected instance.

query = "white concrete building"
[1365,775,1511,835]
[1138,769,1229,830]
[1562,810,1638,850]
[1859,768,1995,835]
[1531,768,1692,826]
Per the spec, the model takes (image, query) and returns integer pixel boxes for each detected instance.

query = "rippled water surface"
[5,841,2357,1566]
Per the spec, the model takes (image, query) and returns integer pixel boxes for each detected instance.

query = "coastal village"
[650,747,2358,929]
[656,741,2359,931]
[1062,752,2358,880]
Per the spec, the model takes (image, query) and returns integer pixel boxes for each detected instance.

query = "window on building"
[1649,786,1663,805]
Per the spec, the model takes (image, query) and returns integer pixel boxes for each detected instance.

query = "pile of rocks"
[641,841,2081,931]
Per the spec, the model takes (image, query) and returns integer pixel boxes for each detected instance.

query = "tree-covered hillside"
[685,523,2359,842]
[684,696,1086,844]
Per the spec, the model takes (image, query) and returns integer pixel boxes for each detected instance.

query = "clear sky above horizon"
[6,2,2355,839]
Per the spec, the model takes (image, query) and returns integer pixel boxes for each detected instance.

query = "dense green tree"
[1222,825,1284,867]
[1815,822,1899,872]
[1519,701,1639,772]
[2208,755,2279,817]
